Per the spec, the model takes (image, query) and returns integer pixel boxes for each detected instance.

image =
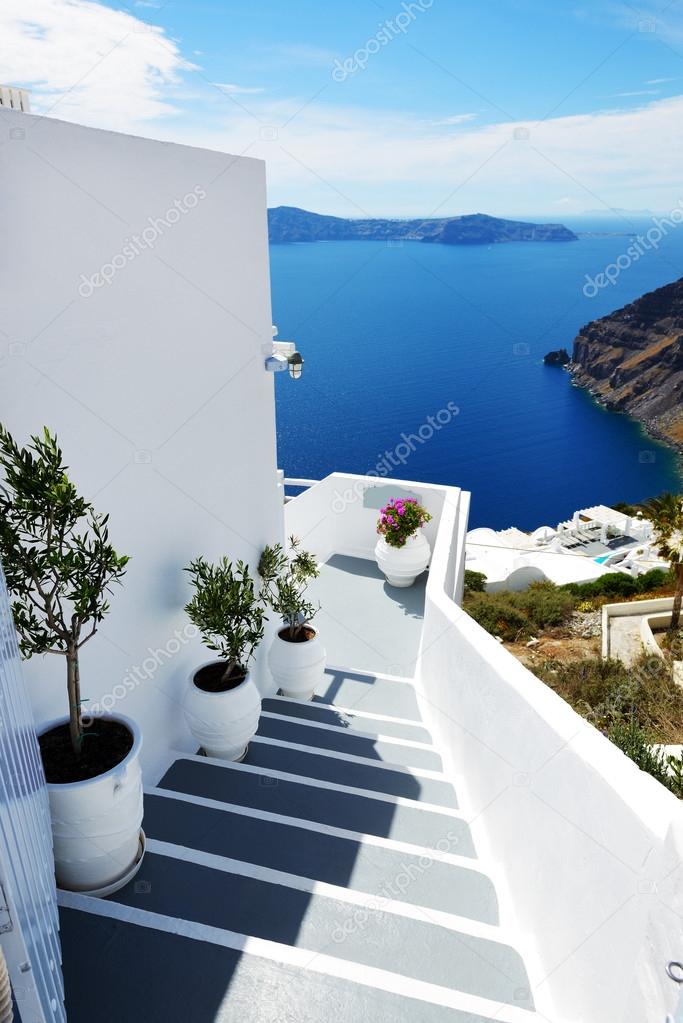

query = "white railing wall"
[0,566,65,1023]
[418,490,683,1023]
[283,472,448,566]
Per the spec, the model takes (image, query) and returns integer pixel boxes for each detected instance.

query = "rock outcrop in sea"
[544,348,571,366]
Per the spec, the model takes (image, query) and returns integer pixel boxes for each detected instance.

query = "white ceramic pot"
[268,626,327,701]
[375,529,431,587]
[40,713,144,894]
[183,660,261,761]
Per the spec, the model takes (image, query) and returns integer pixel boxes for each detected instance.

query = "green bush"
[533,653,683,797]
[607,715,671,787]
[464,580,574,640]
[561,568,670,601]
[515,581,575,630]
[636,568,672,593]
[464,569,487,594]
[534,653,683,743]
[465,593,531,642]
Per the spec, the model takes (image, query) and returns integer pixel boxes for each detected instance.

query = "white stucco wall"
[419,491,683,1023]
[283,473,446,565]
[0,111,283,780]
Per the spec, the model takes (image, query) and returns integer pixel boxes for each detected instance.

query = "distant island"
[569,277,683,452]
[268,206,578,246]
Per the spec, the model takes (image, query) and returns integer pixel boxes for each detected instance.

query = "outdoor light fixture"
[287,351,304,380]
[264,329,304,378]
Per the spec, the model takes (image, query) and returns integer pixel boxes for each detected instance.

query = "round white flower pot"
[183,659,261,761]
[39,713,144,894]
[375,529,431,588]
[268,626,327,701]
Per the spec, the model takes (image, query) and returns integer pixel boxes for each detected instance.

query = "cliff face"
[571,277,683,450]
[267,207,577,245]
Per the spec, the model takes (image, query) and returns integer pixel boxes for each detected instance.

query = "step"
[155,757,474,859]
[143,790,489,919]
[158,759,471,852]
[262,697,433,744]
[313,668,422,721]
[256,715,442,772]
[59,904,536,1023]
[92,851,534,1010]
[242,740,456,807]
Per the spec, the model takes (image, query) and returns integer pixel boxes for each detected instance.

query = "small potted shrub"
[374,496,432,587]
[0,426,143,894]
[184,556,265,760]
[259,537,326,701]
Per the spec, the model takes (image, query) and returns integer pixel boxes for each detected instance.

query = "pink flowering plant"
[376,497,432,549]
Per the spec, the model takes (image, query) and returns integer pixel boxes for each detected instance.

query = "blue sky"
[3,0,683,216]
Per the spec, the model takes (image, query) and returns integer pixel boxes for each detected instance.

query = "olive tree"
[0,426,128,755]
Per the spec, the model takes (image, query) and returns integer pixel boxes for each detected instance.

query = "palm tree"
[640,493,683,631]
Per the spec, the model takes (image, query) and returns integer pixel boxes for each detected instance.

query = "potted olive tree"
[259,537,326,701]
[184,556,265,760]
[374,496,432,587]
[0,426,143,895]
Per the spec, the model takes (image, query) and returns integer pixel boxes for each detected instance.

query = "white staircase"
[57,668,540,1022]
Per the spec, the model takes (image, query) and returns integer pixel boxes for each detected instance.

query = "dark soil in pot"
[40,719,134,784]
[278,625,317,643]
[193,661,247,693]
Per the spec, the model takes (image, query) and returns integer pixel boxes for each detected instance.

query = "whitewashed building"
[466,505,668,592]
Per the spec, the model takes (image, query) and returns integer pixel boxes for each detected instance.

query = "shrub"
[534,652,683,796]
[561,568,670,601]
[464,569,487,594]
[258,536,320,640]
[185,556,265,681]
[607,715,671,787]
[465,593,531,642]
[464,581,574,640]
[636,568,672,593]
[515,581,575,630]
[534,653,683,744]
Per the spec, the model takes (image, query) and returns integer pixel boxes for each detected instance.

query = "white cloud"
[4,0,683,216]
[611,89,659,97]
[433,113,478,126]
[168,92,683,217]
[215,82,265,95]
[646,77,678,85]
[0,0,192,130]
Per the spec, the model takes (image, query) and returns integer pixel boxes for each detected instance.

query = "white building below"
[466,504,668,591]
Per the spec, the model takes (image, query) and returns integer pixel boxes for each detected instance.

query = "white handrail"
[283,477,319,489]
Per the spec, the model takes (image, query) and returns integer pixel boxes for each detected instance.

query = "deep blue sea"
[271,215,683,529]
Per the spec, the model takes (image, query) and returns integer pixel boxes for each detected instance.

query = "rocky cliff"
[571,277,683,450]
[268,206,577,245]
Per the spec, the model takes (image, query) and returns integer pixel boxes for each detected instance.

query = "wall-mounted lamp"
[264,329,304,379]
[287,351,304,380]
